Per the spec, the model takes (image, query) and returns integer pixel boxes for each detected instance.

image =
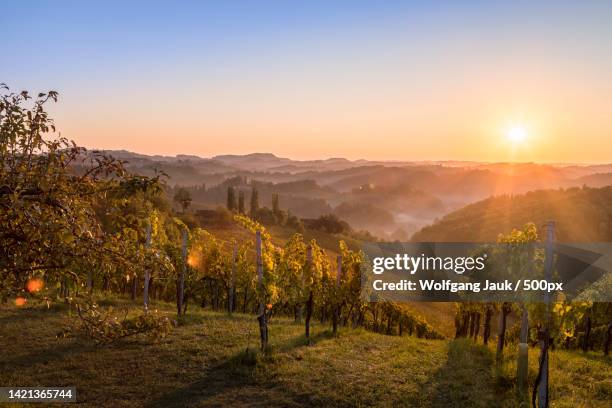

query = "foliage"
[0,85,160,298]
[413,186,612,242]
[237,190,245,214]
[173,187,192,213]
[60,301,173,344]
[233,214,280,305]
[226,186,236,211]
[305,213,351,234]
[249,187,259,215]
[286,212,304,232]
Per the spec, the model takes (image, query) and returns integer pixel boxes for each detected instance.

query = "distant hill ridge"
[411,186,612,242]
[81,150,612,241]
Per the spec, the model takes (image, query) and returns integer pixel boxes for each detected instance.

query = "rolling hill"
[411,186,612,242]
[81,151,612,240]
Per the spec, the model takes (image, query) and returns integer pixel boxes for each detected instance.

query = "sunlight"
[187,251,201,268]
[506,125,528,145]
[26,278,44,293]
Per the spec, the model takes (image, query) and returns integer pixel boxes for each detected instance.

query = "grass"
[0,299,610,407]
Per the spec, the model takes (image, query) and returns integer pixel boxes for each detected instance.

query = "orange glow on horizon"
[52,68,612,164]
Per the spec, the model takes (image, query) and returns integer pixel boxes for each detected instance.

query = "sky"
[2,1,611,162]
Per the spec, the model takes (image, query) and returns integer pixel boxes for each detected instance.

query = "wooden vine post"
[177,228,188,317]
[517,303,529,400]
[256,231,268,350]
[519,237,537,400]
[143,220,152,312]
[496,302,511,361]
[535,221,555,408]
[229,243,237,314]
[483,305,492,344]
[333,255,342,335]
[296,248,305,324]
[305,245,313,338]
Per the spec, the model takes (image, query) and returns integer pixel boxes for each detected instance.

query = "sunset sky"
[3,1,611,162]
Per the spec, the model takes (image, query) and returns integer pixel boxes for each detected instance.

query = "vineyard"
[1,302,610,407]
[1,88,610,407]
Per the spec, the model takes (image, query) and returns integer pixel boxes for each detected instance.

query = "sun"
[506,125,528,144]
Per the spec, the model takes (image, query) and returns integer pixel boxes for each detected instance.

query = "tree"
[227,186,236,212]
[272,193,280,214]
[250,188,259,215]
[173,187,192,213]
[286,212,304,232]
[309,214,350,234]
[238,190,245,214]
[0,85,161,299]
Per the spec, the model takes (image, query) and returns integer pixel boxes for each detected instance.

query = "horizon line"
[87,148,612,167]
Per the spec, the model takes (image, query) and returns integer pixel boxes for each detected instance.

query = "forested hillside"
[412,187,612,242]
[95,150,612,240]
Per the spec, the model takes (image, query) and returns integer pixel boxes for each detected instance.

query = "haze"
[2,1,611,162]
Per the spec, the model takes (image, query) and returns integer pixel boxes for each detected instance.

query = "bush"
[253,207,278,225]
[195,207,235,227]
[286,214,304,232]
[59,302,173,344]
[305,214,351,234]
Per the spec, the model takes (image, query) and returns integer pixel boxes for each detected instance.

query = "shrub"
[59,302,173,344]
[305,214,351,234]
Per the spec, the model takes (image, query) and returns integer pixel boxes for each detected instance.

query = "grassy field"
[0,300,610,407]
